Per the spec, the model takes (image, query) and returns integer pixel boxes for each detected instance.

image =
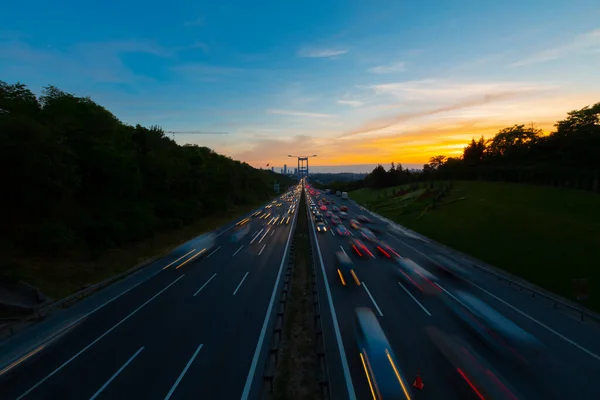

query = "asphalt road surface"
[0,195,300,400]
[2,185,600,400]
[309,191,600,400]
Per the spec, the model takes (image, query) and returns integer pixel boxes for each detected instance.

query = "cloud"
[368,62,406,74]
[337,100,364,107]
[342,79,557,137]
[231,135,321,166]
[177,42,209,53]
[297,47,348,58]
[267,109,334,118]
[510,29,600,67]
[184,16,205,28]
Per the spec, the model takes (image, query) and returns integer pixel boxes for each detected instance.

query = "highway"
[2,183,600,400]
[308,189,600,400]
[0,194,300,400]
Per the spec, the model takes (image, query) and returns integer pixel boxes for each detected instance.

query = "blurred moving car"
[331,216,342,225]
[425,326,523,400]
[336,251,360,286]
[332,206,339,212]
[430,254,470,280]
[395,257,440,295]
[357,215,372,223]
[325,211,333,218]
[336,225,351,236]
[350,219,362,229]
[359,227,377,242]
[354,307,413,400]
[231,224,251,242]
[340,205,348,212]
[315,214,324,223]
[350,238,374,258]
[375,241,400,259]
[316,222,327,232]
[339,211,349,220]
[441,290,546,364]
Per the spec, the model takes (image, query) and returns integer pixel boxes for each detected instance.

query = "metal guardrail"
[361,206,600,325]
[0,252,168,338]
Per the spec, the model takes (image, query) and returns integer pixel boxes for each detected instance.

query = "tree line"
[0,81,292,257]
[327,101,600,192]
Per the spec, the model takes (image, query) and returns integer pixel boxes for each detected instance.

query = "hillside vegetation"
[345,100,600,310]
[0,80,292,297]
[351,181,600,311]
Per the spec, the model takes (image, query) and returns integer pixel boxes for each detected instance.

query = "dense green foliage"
[339,102,600,192]
[0,81,292,257]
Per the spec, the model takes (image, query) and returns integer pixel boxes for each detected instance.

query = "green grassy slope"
[351,181,600,311]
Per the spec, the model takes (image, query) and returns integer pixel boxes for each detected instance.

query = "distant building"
[283,164,287,174]
[271,166,275,172]
[280,168,284,174]
[294,167,298,174]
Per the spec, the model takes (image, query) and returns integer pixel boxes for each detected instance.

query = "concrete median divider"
[263,187,330,400]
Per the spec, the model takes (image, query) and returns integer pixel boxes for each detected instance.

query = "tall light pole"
[288,154,317,182]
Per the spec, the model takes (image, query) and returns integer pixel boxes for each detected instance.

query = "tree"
[463,137,486,167]
[428,155,447,170]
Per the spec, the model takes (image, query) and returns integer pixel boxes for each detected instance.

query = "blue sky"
[2,0,599,172]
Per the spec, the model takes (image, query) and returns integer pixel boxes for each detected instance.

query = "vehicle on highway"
[441,289,546,363]
[340,205,348,212]
[395,257,440,295]
[325,211,333,218]
[359,227,377,242]
[336,251,360,286]
[357,214,372,223]
[316,222,327,232]
[350,238,374,257]
[331,216,342,225]
[374,241,400,259]
[231,223,250,242]
[354,307,412,400]
[191,232,217,258]
[341,191,348,199]
[425,326,523,400]
[336,190,341,196]
[336,225,351,236]
[429,254,470,280]
[339,211,349,220]
[320,205,327,211]
[332,205,339,212]
[315,214,324,223]
[350,219,362,229]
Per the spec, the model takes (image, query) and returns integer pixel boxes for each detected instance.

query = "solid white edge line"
[467,281,600,362]
[311,208,357,399]
[398,282,431,317]
[232,245,244,257]
[392,228,600,363]
[258,244,266,256]
[240,198,298,400]
[194,273,218,296]
[271,230,275,236]
[164,343,204,400]
[233,272,250,295]
[361,282,384,317]
[16,275,185,400]
[89,346,145,400]
[206,246,222,258]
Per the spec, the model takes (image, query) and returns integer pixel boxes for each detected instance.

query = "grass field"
[4,202,267,300]
[351,181,600,311]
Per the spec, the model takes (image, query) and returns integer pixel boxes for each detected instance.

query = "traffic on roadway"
[0,187,303,400]
[1,181,599,399]
[305,182,600,400]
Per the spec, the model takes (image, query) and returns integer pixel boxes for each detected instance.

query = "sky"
[1,1,599,173]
